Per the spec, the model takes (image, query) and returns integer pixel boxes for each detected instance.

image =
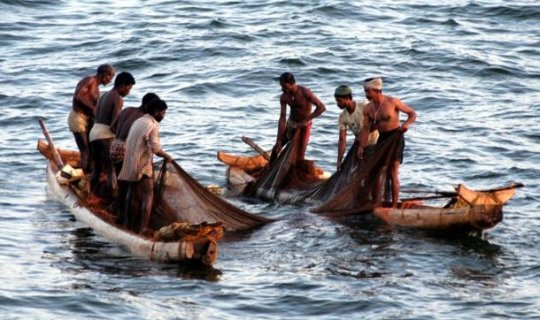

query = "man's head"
[140,92,160,113]
[334,85,353,109]
[363,77,383,101]
[146,98,168,122]
[279,72,296,93]
[97,64,115,85]
[114,72,136,97]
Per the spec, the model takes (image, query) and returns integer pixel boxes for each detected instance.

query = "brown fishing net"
[310,130,404,217]
[150,160,272,231]
[243,130,325,201]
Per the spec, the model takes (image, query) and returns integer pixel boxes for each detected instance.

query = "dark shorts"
[377,129,405,164]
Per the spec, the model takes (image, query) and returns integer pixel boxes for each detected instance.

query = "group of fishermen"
[69,64,172,235]
[272,72,416,208]
[68,65,416,235]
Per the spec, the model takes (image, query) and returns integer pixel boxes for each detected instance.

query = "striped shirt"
[118,114,162,182]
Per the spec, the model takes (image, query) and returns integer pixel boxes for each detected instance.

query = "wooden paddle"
[38,118,64,168]
[241,136,270,161]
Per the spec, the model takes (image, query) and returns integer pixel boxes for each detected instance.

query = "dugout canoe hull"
[372,184,519,232]
[39,140,221,265]
[218,148,520,232]
[217,150,330,198]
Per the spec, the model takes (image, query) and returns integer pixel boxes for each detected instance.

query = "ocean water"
[0,0,539,319]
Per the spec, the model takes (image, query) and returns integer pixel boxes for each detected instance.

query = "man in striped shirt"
[118,98,172,234]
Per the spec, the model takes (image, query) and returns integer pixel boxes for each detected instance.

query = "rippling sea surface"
[1,0,539,319]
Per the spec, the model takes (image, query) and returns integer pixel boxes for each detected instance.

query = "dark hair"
[140,93,160,113]
[279,72,295,84]
[334,93,352,100]
[97,64,114,75]
[114,71,136,87]
[146,98,168,114]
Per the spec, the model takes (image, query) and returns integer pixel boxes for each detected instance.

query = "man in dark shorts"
[271,72,326,164]
[357,77,416,208]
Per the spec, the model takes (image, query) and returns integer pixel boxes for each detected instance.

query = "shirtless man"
[89,71,136,197]
[357,77,416,208]
[334,85,378,171]
[68,64,115,173]
[271,72,326,164]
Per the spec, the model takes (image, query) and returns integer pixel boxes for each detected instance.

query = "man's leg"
[73,132,91,173]
[391,160,400,208]
[139,176,154,234]
[297,123,312,162]
[90,140,102,195]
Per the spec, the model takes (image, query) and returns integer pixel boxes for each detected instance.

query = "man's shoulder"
[356,100,370,108]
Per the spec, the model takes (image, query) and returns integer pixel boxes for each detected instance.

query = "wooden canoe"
[217,150,330,198]
[218,148,521,232]
[372,183,521,232]
[38,139,223,265]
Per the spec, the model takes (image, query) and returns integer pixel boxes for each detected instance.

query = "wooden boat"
[218,149,522,232]
[372,183,522,232]
[38,139,224,265]
[217,150,330,198]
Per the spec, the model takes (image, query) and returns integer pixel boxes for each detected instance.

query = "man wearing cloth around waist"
[357,77,417,208]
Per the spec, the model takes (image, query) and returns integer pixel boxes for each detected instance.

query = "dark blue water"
[0,1,539,319]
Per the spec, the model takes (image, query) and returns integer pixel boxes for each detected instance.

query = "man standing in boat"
[89,71,136,198]
[270,72,326,164]
[118,98,172,234]
[357,77,417,208]
[334,85,379,171]
[68,64,115,173]
[110,92,159,225]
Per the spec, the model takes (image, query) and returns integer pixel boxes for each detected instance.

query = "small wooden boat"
[217,150,330,199]
[38,139,223,265]
[372,183,522,232]
[218,149,522,233]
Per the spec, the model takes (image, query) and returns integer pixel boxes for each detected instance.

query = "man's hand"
[163,153,173,162]
[357,146,364,160]
[400,123,410,133]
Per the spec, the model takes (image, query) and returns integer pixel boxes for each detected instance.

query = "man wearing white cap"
[357,77,417,208]
[334,85,378,171]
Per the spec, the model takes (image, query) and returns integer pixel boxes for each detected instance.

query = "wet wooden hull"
[372,184,518,232]
[218,148,520,232]
[39,140,221,265]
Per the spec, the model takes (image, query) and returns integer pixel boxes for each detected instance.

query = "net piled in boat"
[243,130,325,201]
[310,130,404,217]
[150,161,272,231]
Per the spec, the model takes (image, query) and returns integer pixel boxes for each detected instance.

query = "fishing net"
[150,160,272,231]
[243,130,325,201]
[310,130,404,217]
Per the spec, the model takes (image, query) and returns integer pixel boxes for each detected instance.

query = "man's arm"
[337,128,347,171]
[305,88,326,122]
[273,97,288,153]
[357,106,372,159]
[74,79,97,116]
[396,99,416,132]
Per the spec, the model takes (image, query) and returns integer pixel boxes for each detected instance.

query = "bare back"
[95,90,124,126]
[72,75,100,116]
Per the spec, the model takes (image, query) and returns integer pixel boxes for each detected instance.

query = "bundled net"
[310,130,404,217]
[150,160,272,231]
[243,130,324,201]
[292,141,365,205]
